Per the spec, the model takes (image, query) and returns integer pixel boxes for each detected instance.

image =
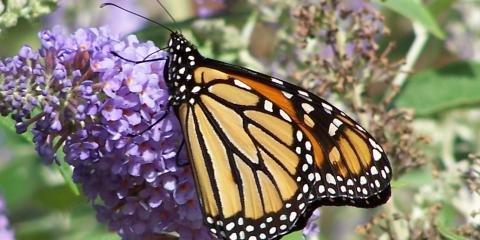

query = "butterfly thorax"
[165,33,203,107]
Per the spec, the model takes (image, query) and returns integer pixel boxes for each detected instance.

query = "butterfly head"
[165,33,202,105]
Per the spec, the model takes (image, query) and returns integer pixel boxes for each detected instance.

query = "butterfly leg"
[127,109,171,137]
[110,51,167,64]
[141,47,168,62]
[175,140,189,166]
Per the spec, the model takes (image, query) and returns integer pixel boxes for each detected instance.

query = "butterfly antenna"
[156,0,182,33]
[101,2,175,34]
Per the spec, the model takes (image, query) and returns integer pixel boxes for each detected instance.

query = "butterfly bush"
[0,195,14,240]
[0,26,211,240]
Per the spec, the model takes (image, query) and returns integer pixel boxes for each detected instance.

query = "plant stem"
[387,22,429,101]
[381,21,429,240]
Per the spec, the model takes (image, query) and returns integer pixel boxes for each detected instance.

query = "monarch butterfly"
[103,3,392,240]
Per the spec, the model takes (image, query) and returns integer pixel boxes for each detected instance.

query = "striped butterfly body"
[164,32,392,240]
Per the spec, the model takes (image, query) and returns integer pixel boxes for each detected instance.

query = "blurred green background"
[1,0,479,240]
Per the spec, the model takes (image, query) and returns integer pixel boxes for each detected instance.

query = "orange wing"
[162,31,392,240]
[218,62,392,208]
[177,67,318,240]
[175,63,391,240]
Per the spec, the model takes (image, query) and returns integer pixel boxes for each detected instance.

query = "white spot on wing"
[289,212,297,222]
[302,164,308,172]
[179,85,186,92]
[301,103,314,113]
[333,118,343,127]
[298,90,309,97]
[347,179,354,186]
[282,91,293,99]
[179,67,185,74]
[326,173,336,185]
[356,124,366,132]
[226,222,235,231]
[360,176,367,185]
[296,131,303,141]
[305,154,313,164]
[305,141,312,151]
[322,102,333,111]
[302,184,309,193]
[328,123,338,136]
[280,110,292,122]
[373,149,382,161]
[192,86,201,93]
[234,79,251,90]
[295,147,301,154]
[271,78,283,85]
[264,100,273,112]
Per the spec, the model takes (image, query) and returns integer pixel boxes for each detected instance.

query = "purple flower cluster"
[0,27,211,239]
[303,209,321,238]
[0,195,14,240]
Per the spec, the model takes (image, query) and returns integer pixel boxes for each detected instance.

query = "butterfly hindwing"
[287,88,392,207]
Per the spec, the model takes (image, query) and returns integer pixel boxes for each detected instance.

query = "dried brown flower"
[464,153,480,194]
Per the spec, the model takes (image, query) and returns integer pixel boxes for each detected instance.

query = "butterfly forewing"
[166,33,391,240]
[203,59,392,207]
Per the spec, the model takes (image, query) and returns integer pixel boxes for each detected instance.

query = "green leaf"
[0,153,40,210]
[0,116,79,194]
[0,116,33,143]
[0,0,57,33]
[394,169,434,188]
[55,150,80,195]
[35,184,83,210]
[428,0,457,17]
[436,203,467,240]
[373,0,445,39]
[282,231,305,240]
[394,61,480,116]
[390,179,408,188]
